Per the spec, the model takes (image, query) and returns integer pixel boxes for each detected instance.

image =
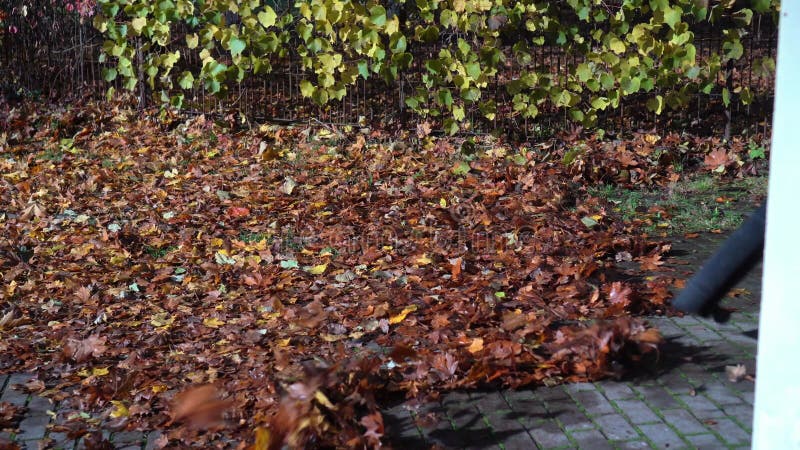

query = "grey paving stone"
[471,391,512,414]
[500,392,548,418]
[651,320,683,337]
[615,400,660,425]
[684,325,724,343]
[703,384,744,406]
[0,374,30,407]
[537,386,572,403]
[722,405,754,431]
[572,390,616,416]
[570,428,613,450]
[446,403,479,428]
[552,405,594,431]
[383,406,426,447]
[47,432,75,450]
[593,414,639,441]
[111,431,145,445]
[633,385,680,409]
[685,433,727,449]
[22,441,43,450]
[26,396,52,414]
[0,374,8,389]
[616,441,652,449]
[144,432,164,450]
[0,431,13,443]
[656,371,691,389]
[638,423,686,449]
[740,391,755,405]
[660,409,707,435]
[676,394,723,414]
[563,382,595,393]
[497,430,538,450]
[709,417,750,445]
[599,382,636,401]
[529,419,572,449]
[17,414,50,440]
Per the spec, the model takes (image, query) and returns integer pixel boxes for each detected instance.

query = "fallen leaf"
[279,177,297,195]
[63,335,108,363]
[467,337,484,354]
[203,317,226,328]
[704,148,729,169]
[725,364,747,383]
[170,384,233,430]
[227,206,251,218]
[389,305,418,325]
[110,401,130,419]
[609,282,633,305]
[360,412,384,443]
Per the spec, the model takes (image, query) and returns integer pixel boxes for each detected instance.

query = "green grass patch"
[589,174,768,234]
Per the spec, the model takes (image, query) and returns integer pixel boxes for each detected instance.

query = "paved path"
[0,234,761,449]
[383,234,761,449]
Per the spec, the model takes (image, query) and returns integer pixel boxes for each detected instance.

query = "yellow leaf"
[416,254,432,265]
[109,254,127,265]
[110,401,129,419]
[92,367,110,376]
[203,317,226,328]
[150,312,174,328]
[314,390,336,410]
[307,263,327,275]
[439,198,448,207]
[467,337,484,354]
[389,305,418,324]
[320,333,346,342]
[253,427,271,450]
[277,338,291,347]
[151,384,168,393]
[644,134,661,144]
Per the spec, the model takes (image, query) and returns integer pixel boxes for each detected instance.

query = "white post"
[752,4,800,449]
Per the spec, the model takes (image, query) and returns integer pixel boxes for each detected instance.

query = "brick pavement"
[0,233,761,449]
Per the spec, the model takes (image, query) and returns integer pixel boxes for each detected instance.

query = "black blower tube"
[671,203,767,320]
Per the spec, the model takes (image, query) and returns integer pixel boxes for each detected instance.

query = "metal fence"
[0,5,777,137]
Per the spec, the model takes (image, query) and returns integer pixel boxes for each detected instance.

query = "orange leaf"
[170,384,233,430]
[227,206,251,218]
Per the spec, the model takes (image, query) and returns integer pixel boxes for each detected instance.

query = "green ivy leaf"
[575,63,592,82]
[178,71,194,89]
[438,88,453,107]
[300,80,315,97]
[186,33,198,49]
[662,6,682,30]
[131,17,147,34]
[357,60,370,79]
[608,37,626,54]
[452,105,465,121]
[590,96,610,110]
[390,33,407,54]
[646,95,664,114]
[370,5,387,26]
[229,36,246,57]
[722,87,731,107]
[258,7,277,28]
[102,67,118,82]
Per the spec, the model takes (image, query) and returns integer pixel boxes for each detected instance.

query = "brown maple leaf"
[63,334,108,363]
[169,384,233,430]
[704,147,729,169]
[360,412,384,444]
[637,253,664,271]
[609,282,633,306]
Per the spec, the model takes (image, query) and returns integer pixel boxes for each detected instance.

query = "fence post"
[752,5,800,449]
